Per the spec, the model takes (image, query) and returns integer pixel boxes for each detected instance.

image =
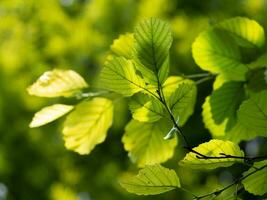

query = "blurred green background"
[0,0,267,199]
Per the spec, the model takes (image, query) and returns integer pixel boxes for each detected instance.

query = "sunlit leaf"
[237,90,267,135]
[134,18,172,84]
[242,160,267,196]
[179,139,244,169]
[119,164,180,195]
[129,93,165,122]
[217,17,265,48]
[99,56,146,96]
[192,29,247,81]
[63,98,113,155]
[163,76,197,126]
[30,104,74,128]
[110,33,134,59]
[27,69,88,97]
[122,119,177,167]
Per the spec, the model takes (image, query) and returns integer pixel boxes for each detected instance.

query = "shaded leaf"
[63,98,113,155]
[28,69,88,97]
[179,139,244,169]
[248,53,267,69]
[99,56,146,96]
[242,160,267,196]
[122,119,177,167]
[237,90,267,135]
[120,164,180,195]
[30,104,74,128]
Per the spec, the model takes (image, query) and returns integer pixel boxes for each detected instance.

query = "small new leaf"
[179,139,244,169]
[99,56,146,97]
[122,119,177,167]
[119,164,180,195]
[30,104,74,128]
[27,69,88,97]
[63,98,113,155]
[242,160,267,196]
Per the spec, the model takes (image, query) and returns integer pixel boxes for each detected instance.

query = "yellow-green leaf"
[63,98,113,155]
[99,56,146,97]
[217,17,265,48]
[122,119,177,167]
[192,29,247,81]
[242,160,267,196]
[27,69,88,97]
[110,33,134,59]
[119,164,180,195]
[163,76,197,126]
[237,90,267,135]
[129,93,165,122]
[30,104,74,128]
[179,139,244,169]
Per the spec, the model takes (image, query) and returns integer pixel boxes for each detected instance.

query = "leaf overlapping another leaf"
[99,56,146,97]
[122,119,177,167]
[119,164,180,195]
[179,139,244,169]
[27,69,88,97]
[63,98,113,155]
[110,33,134,59]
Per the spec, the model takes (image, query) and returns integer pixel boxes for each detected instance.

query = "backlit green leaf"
[99,56,146,96]
[179,139,244,169]
[192,29,247,81]
[242,160,267,196]
[30,104,74,128]
[129,93,165,122]
[163,76,197,126]
[248,53,267,69]
[110,33,134,59]
[217,17,265,48]
[122,119,177,167]
[27,69,88,97]
[237,90,267,135]
[119,164,180,195]
[63,98,113,155]
[134,18,172,84]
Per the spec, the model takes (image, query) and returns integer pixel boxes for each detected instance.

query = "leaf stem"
[183,73,212,79]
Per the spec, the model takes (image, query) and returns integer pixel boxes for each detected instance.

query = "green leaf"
[122,119,177,167]
[110,33,134,59]
[27,69,88,98]
[30,104,74,128]
[163,76,197,126]
[237,90,267,135]
[179,139,244,169]
[246,68,267,94]
[134,18,172,84]
[217,17,265,48]
[129,93,165,122]
[63,98,113,155]
[99,56,146,97]
[248,53,267,69]
[202,96,258,143]
[192,29,247,81]
[209,82,245,131]
[242,160,267,196]
[119,164,180,195]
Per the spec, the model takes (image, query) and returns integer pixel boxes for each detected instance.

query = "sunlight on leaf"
[27,69,88,97]
[63,98,113,155]
[179,139,244,169]
[30,104,74,128]
[122,119,177,167]
[111,33,134,59]
[119,164,180,195]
